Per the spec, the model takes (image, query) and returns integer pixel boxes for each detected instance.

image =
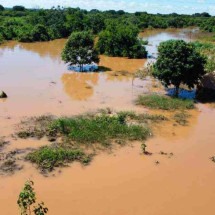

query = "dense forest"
[0,5,214,44]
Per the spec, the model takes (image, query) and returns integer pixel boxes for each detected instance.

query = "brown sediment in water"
[61,72,99,100]
[1,105,215,215]
[1,29,215,215]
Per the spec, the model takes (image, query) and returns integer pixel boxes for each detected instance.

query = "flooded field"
[0,29,215,215]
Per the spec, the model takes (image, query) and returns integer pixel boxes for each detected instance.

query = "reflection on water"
[1,29,215,215]
[0,28,209,107]
[99,55,146,73]
[2,39,66,61]
[140,28,203,59]
[61,72,99,100]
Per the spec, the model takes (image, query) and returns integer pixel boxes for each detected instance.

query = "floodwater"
[0,29,215,215]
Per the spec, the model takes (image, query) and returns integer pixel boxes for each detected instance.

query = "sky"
[0,0,215,15]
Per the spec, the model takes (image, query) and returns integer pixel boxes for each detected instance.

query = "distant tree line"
[0,5,214,44]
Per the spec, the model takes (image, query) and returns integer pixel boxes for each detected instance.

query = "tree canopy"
[0,6,214,45]
[97,21,147,58]
[0,5,4,11]
[153,40,206,96]
[61,31,99,72]
[13,5,25,11]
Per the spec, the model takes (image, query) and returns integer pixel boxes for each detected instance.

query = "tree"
[153,40,206,97]
[0,5,4,11]
[61,31,99,72]
[97,21,147,58]
[17,180,48,215]
[32,24,51,41]
[13,6,25,11]
[0,33,4,44]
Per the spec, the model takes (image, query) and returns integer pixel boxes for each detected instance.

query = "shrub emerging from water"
[26,146,91,172]
[17,180,48,215]
[136,94,194,110]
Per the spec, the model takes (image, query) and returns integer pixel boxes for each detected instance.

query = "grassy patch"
[174,111,191,126]
[136,94,194,110]
[17,112,159,172]
[118,111,168,122]
[49,114,150,145]
[26,146,91,172]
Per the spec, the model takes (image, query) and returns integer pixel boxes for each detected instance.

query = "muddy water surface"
[0,29,215,215]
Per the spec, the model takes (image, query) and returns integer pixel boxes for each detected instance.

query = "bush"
[136,94,195,110]
[32,24,51,41]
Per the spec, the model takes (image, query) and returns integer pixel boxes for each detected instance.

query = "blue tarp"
[68,63,98,72]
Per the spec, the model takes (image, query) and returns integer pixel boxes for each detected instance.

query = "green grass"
[19,113,154,172]
[26,146,91,172]
[136,94,194,110]
[49,114,151,145]
[118,111,168,122]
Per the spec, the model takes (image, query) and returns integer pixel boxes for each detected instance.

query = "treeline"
[0,5,214,43]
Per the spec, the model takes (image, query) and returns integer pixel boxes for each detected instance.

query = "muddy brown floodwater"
[0,29,215,215]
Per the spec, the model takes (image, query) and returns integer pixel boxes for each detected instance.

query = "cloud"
[0,0,214,15]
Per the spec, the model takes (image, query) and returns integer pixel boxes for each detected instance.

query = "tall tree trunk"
[175,85,180,98]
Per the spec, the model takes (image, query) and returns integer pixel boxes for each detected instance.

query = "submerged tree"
[96,21,147,59]
[153,40,206,97]
[61,31,99,72]
[17,180,48,215]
